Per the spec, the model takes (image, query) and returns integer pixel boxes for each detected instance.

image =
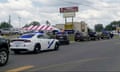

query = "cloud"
[15,10,33,18]
[0,0,120,29]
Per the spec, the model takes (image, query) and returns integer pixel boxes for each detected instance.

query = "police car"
[10,32,59,54]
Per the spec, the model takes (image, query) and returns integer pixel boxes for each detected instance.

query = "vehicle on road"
[56,32,70,45]
[88,32,100,40]
[101,31,111,39]
[74,32,89,41]
[0,37,10,66]
[0,28,11,35]
[10,32,59,54]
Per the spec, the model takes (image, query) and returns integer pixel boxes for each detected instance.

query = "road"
[1,39,120,71]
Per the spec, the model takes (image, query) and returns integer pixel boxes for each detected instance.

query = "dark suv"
[0,37,10,66]
[88,32,100,40]
[56,32,70,45]
[101,31,111,39]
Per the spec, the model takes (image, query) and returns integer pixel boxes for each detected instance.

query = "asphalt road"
[1,39,120,71]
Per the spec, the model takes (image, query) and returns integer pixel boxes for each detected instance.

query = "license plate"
[16,45,19,47]
[60,37,63,38]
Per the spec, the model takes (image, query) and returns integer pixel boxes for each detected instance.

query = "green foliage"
[105,21,120,31]
[29,21,40,26]
[23,24,29,27]
[0,22,13,29]
[46,20,51,26]
[23,21,40,28]
[88,27,93,32]
[94,24,104,32]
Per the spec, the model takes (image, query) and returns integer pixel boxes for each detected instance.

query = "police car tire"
[34,44,41,54]
[0,48,9,66]
[54,43,59,50]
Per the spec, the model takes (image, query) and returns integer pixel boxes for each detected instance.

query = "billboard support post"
[65,17,67,25]
[72,16,74,30]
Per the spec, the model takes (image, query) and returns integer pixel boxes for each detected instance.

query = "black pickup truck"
[0,37,10,66]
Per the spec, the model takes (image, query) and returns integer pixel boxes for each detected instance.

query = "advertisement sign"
[60,6,78,13]
[63,12,75,18]
[64,24,73,30]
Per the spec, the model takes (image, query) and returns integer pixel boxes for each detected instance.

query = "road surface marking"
[29,57,109,71]
[6,65,34,72]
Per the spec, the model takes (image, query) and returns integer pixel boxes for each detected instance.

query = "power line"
[61,0,100,10]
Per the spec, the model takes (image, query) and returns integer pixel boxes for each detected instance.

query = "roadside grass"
[114,35,120,39]
[2,34,20,40]
[68,34,74,41]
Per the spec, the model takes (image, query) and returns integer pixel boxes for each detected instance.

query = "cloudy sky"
[0,0,120,29]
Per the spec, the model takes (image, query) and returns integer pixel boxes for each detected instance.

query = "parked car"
[74,32,89,41]
[0,28,11,35]
[101,31,111,39]
[56,32,70,45]
[88,32,100,40]
[0,37,10,66]
[10,32,59,54]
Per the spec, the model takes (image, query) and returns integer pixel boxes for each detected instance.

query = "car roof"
[23,32,44,35]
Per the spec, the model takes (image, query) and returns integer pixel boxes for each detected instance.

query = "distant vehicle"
[101,31,111,39]
[10,28,21,34]
[10,32,59,54]
[0,37,10,66]
[74,32,89,41]
[0,28,11,35]
[88,32,100,40]
[56,32,70,45]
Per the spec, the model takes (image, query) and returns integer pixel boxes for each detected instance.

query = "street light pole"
[18,16,21,28]
[8,15,11,25]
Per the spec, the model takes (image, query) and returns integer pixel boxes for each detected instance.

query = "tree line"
[94,21,120,32]
[0,20,119,32]
[0,20,51,29]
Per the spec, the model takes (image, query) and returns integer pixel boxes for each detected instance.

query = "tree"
[29,21,40,26]
[0,22,13,29]
[105,25,113,31]
[23,24,29,28]
[46,20,51,26]
[105,21,120,31]
[88,27,93,32]
[94,24,104,32]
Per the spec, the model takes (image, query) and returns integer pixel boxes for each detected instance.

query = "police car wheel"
[34,44,41,54]
[54,43,59,50]
[0,48,9,66]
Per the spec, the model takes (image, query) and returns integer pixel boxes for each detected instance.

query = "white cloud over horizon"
[0,0,120,29]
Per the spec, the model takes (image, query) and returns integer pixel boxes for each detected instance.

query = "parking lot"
[0,38,120,71]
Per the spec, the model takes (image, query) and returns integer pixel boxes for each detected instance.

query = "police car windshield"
[20,34,35,38]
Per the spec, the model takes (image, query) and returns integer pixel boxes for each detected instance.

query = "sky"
[0,0,120,29]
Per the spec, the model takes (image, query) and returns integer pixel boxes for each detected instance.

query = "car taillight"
[24,40,31,42]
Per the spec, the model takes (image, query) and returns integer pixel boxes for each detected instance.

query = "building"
[55,21,88,33]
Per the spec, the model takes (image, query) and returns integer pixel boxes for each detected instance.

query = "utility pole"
[18,16,21,28]
[8,15,11,25]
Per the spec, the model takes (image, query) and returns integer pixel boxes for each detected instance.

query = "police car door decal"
[48,39,55,48]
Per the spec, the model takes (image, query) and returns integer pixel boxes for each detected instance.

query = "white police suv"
[10,32,59,54]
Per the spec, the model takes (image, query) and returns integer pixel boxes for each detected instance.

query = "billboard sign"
[60,6,78,13]
[63,12,75,18]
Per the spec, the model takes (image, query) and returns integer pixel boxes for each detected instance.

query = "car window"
[19,34,35,38]
[37,34,45,39]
